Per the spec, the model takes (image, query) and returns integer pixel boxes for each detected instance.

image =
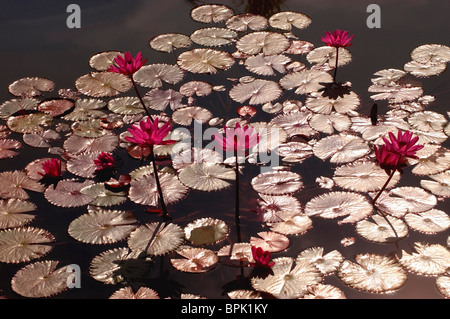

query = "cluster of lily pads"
[0,4,449,299]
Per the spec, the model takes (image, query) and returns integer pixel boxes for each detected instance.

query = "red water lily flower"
[39,158,62,179]
[94,152,115,171]
[321,29,354,48]
[108,51,147,76]
[213,123,259,155]
[250,246,274,268]
[125,117,176,148]
[374,130,424,169]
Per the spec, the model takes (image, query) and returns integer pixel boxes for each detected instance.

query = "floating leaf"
[108,96,147,115]
[80,183,128,207]
[225,13,268,32]
[179,81,213,97]
[254,194,302,223]
[217,242,253,267]
[0,170,45,200]
[371,68,407,86]
[305,191,373,224]
[150,33,192,53]
[128,222,185,256]
[285,40,314,55]
[228,290,263,299]
[229,79,282,105]
[178,163,235,192]
[128,172,188,206]
[0,98,39,119]
[387,187,437,213]
[296,247,344,275]
[268,11,311,30]
[144,88,184,111]
[172,148,223,171]
[280,69,332,95]
[11,260,71,298]
[404,209,450,234]
[398,242,450,276]
[408,146,450,176]
[0,227,54,263]
[355,214,408,243]
[404,60,447,78]
[38,99,74,117]
[190,27,237,47]
[270,111,316,138]
[89,51,124,71]
[68,209,138,244]
[109,287,159,299]
[251,170,303,195]
[236,32,290,56]
[177,48,234,74]
[44,179,95,208]
[250,231,290,253]
[89,247,142,284]
[0,139,22,159]
[333,161,401,192]
[269,211,312,235]
[244,54,291,76]
[7,112,53,134]
[63,98,107,122]
[170,246,218,273]
[23,129,60,148]
[0,198,36,229]
[66,152,99,179]
[133,64,184,88]
[311,112,352,134]
[369,84,423,103]
[307,47,352,68]
[410,44,450,64]
[75,72,132,97]
[9,77,54,98]
[408,111,448,133]
[313,134,370,164]
[420,171,450,197]
[436,276,450,299]
[305,91,360,115]
[184,218,229,245]
[302,284,346,299]
[172,106,212,126]
[191,4,234,23]
[63,133,119,155]
[338,254,407,293]
[251,257,322,299]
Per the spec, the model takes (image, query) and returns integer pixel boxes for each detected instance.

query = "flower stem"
[149,145,170,221]
[235,154,242,243]
[333,47,339,82]
[131,77,154,122]
[372,168,397,204]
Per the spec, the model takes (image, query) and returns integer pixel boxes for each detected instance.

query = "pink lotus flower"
[250,246,274,268]
[125,117,176,148]
[374,130,424,169]
[108,52,147,76]
[321,29,354,48]
[39,158,62,179]
[213,123,259,154]
[94,152,115,171]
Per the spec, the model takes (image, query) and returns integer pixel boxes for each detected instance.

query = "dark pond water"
[0,0,449,299]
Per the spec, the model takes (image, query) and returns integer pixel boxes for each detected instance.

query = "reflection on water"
[0,0,449,299]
